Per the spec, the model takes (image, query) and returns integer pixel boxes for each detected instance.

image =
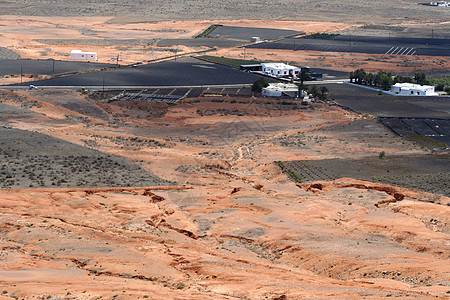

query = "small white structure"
[261,63,301,78]
[262,83,299,97]
[430,1,449,7]
[391,83,438,96]
[251,36,261,43]
[70,50,98,61]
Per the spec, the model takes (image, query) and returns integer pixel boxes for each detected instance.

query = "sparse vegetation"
[303,33,340,39]
[405,135,448,150]
[195,24,221,38]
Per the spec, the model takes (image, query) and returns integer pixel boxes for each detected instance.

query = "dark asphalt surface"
[15,57,263,87]
[379,117,450,146]
[156,38,243,48]
[308,67,348,79]
[0,59,113,76]
[208,26,304,41]
[247,35,450,56]
[328,83,450,146]
[328,83,450,118]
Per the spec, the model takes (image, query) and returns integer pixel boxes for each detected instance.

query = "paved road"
[0,79,349,91]
[248,35,450,56]
[208,26,304,41]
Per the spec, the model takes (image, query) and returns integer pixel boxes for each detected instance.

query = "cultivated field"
[282,154,450,196]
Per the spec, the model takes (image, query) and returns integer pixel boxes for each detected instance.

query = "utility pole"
[116,54,119,67]
[52,59,55,73]
[243,47,246,59]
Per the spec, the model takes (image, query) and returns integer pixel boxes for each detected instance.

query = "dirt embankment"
[0,89,448,298]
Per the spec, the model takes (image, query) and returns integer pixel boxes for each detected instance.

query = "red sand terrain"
[0,89,448,299]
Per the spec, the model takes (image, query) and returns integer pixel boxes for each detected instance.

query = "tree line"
[349,69,429,91]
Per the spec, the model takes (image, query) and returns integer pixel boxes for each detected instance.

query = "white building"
[70,50,98,61]
[261,63,301,78]
[391,83,438,96]
[262,83,300,97]
[430,1,449,7]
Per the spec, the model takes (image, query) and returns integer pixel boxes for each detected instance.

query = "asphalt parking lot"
[156,39,243,48]
[0,59,112,76]
[247,35,450,56]
[15,57,263,87]
[207,25,304,41]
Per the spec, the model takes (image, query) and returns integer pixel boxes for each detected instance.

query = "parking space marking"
[385,47,417,55]
[385,46,395,54]
[399,47,409,55]
[390,47,400,54]
[393,47,404,55]
[406,48,416,55]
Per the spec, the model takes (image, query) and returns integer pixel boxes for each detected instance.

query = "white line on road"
[398,47,409,55]
[392,47,400,54]
[395,47,406,55]
[405,48,415,55]
[385,46,395,54]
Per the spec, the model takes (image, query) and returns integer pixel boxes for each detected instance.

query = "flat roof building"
[261,63,301,78]
[391,83,438,96]
[262,83,300,98]
[70,50,98,61]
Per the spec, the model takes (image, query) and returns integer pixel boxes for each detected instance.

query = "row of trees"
[349,69,429,90]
